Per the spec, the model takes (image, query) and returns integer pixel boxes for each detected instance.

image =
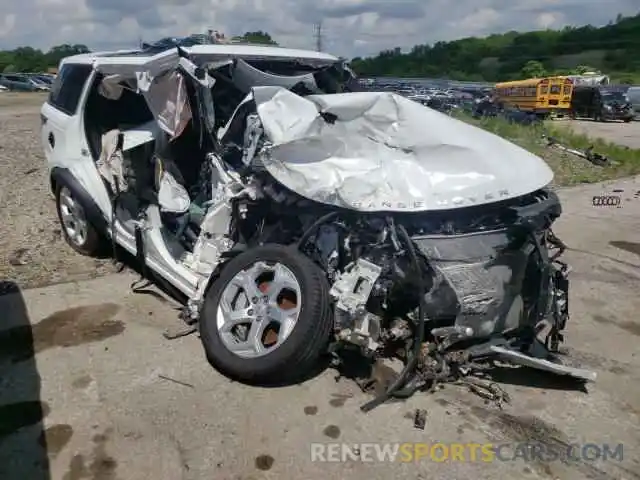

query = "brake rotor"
[257,281,298,346]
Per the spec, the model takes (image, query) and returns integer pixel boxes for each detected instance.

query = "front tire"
[55,184,102,256]
[199,244,333,385]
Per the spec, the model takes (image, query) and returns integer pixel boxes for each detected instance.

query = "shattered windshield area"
[602,92,627,103]
[208,58,360,128]
[232,59,360,94]
[309,62,362,93]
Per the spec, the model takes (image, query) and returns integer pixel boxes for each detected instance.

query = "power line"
[313,21,323,52]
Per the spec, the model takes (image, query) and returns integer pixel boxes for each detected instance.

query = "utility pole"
[313,21,323,52]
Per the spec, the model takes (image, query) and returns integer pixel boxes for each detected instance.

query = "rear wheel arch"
[50,167,108,231]
[49,173,57,196]
[51,167,108,256]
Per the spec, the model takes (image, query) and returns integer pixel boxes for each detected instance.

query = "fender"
[50,167,109,233]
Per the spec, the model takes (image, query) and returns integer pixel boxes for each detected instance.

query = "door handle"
[48,132,55,148]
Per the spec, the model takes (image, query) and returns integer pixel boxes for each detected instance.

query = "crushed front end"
[312,188,586,411]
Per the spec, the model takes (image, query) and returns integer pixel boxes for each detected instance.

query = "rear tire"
[55,184,103,256]
[199,244,333,385]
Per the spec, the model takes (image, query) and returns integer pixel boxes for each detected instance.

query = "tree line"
[0,31,277,73]
[350,12,640,83]
[2,15,639,83]
[0,44,90,73]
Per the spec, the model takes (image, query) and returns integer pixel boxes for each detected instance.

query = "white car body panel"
[252,87,554,212]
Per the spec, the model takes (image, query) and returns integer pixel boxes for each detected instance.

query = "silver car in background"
[626,86,640,120]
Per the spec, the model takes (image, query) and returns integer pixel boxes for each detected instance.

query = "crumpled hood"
[252,87,554,212]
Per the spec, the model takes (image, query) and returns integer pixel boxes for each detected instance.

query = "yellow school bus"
[494,76,573,117]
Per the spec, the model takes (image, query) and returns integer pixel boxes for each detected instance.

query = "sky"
[0,0,638,58]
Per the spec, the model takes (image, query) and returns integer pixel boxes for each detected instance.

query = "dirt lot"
[557,119,640,149]
[1,178,640,480]
[0,93,118,289]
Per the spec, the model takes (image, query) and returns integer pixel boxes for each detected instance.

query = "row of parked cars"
[369,77,640,124]
[0,72,55,92]
[360,79,537,125]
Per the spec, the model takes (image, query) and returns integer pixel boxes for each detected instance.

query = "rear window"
[49,64,93,115]
[602,92,626,102]
[550,85,561,94]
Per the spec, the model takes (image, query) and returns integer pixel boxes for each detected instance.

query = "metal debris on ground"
[158,374,195,389]
[413,409,427,430]
[543,135,611,166]
[457,376,511,410]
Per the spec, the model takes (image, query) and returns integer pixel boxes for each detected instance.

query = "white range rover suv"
[40,41,580,405]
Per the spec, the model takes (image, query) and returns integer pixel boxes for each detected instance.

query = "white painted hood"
[252,87,553,212]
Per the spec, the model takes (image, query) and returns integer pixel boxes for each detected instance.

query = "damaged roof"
[60,44,339,69]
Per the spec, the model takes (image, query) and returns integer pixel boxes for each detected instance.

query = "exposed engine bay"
[187,161,581,410]
[88,46,595,412]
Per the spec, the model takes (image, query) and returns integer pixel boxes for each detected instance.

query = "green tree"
[232,31,277,45]
[571,65,600,74]
[47,44,90,65]
[349,12,640,82]
[520,60,547,78]
[0,44,90,72]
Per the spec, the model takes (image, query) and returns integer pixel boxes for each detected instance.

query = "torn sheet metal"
[251,87,554,212]
[232,58,318,94]
[93,46,338,80]
[544,136,610,166]
[489,345,597,382]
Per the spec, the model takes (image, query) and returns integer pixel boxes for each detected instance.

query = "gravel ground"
[0,93,118,289]
[557,118,640,149]
[0,93,638,290]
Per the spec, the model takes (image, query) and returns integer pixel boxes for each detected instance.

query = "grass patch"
[456,113,640,186]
